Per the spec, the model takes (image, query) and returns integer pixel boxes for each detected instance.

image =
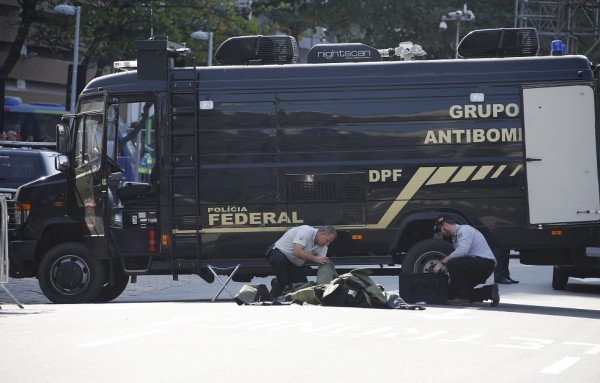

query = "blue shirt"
[450,224,496,264]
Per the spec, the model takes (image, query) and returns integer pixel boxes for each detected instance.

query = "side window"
[109,100,156,182]
[74,113,104,169]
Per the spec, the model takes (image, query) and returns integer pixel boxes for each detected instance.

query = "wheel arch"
[34,218,86,265]
[390,209,471,257]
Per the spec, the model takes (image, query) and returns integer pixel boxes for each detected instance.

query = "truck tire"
[38,242,106,304]
[552,266,569,290]
[401,239,454,274]
[94,268,129,303]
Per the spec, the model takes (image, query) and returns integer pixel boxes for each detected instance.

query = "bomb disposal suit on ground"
[7,28,600,303]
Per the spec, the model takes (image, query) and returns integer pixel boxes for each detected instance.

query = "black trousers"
[266,248,308,288]
[446,256,495,302]
[493,248,511,280]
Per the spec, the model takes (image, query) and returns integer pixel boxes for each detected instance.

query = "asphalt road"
[1,260,599,383]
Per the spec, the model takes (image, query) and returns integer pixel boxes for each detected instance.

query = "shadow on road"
[562,281,600,295]
[481,302,600,319]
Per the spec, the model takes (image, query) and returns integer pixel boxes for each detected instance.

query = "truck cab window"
[74,113,104,169]
[108,100,156,183]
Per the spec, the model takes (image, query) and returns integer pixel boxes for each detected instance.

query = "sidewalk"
[0,274,280,305]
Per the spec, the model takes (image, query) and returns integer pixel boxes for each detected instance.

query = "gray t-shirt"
[274,225,328,266]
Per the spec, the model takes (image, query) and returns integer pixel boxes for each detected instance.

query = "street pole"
[190,30,213,66]
[455,20,460,59]
[440,3,475,59]
[208,32,213,67]
[54,4,81,113]
[71,6,80,113]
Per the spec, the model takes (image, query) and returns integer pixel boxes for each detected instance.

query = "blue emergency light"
[551,40,566,56]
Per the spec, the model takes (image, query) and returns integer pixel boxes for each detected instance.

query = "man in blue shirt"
[433,215,500,306]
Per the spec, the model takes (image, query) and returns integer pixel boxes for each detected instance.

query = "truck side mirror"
[56,123,70,154]
[55,154,70,172]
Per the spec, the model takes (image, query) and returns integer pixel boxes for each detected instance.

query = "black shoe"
[495,276,513,284]
[490,283,500,307]
[507,277,519,284]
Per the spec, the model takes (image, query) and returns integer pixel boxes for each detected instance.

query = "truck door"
[72,96,109,238]
[523,84,600,225]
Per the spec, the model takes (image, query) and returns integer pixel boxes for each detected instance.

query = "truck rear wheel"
[401,239,454,274]
[551,266,569,290]
[38,243,106,304]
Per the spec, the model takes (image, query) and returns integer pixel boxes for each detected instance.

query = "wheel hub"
[412,250,446,273]
[51,257,90,294]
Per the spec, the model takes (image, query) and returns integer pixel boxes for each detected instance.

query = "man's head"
[434,215,457,237]
[316,225,337,247]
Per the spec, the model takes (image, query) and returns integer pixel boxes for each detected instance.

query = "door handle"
[526,157,542,162]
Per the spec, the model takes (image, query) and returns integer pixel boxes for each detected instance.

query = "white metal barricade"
[0,196,24,308]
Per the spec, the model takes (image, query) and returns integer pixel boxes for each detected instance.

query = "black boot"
[270,278,282,297]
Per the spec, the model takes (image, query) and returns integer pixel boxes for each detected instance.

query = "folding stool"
[207,264,241,301]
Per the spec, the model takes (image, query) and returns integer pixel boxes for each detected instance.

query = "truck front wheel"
[401,239,454,274]
[94,267,129,303]
[38,243,106,304]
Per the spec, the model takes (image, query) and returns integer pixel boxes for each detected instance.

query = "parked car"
[0,142,60,200]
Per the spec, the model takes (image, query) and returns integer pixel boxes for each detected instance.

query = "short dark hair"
[434,214,456,232]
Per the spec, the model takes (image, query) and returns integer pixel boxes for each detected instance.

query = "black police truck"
[7,28,600,303]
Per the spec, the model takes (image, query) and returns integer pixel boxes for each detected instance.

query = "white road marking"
[417,308,476,320]
[494,336,553,350]
[540,357,580,374]
[78,330,164,347]
[441,333,483,344]
[564,341,600,355]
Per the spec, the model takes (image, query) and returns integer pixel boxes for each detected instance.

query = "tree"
[2,1,258,130]
[251,0,322,41]
[253,0,515,59]
[34,0,260,76]
[0,0,45,131]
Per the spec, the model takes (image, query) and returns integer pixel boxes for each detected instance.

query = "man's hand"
[314,256,330,265]
[433,261,444,273]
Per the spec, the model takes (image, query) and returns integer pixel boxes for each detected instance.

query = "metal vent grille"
[215,35,299,65]
[342,204,365,225]
[342,185,363,201]
[257,36,299,64]
[499,28,539,57]
[458,28,539,58]
[290,180,337,201]
[287,173,366,203]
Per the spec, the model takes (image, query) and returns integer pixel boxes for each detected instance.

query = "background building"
[0,0,93,105]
